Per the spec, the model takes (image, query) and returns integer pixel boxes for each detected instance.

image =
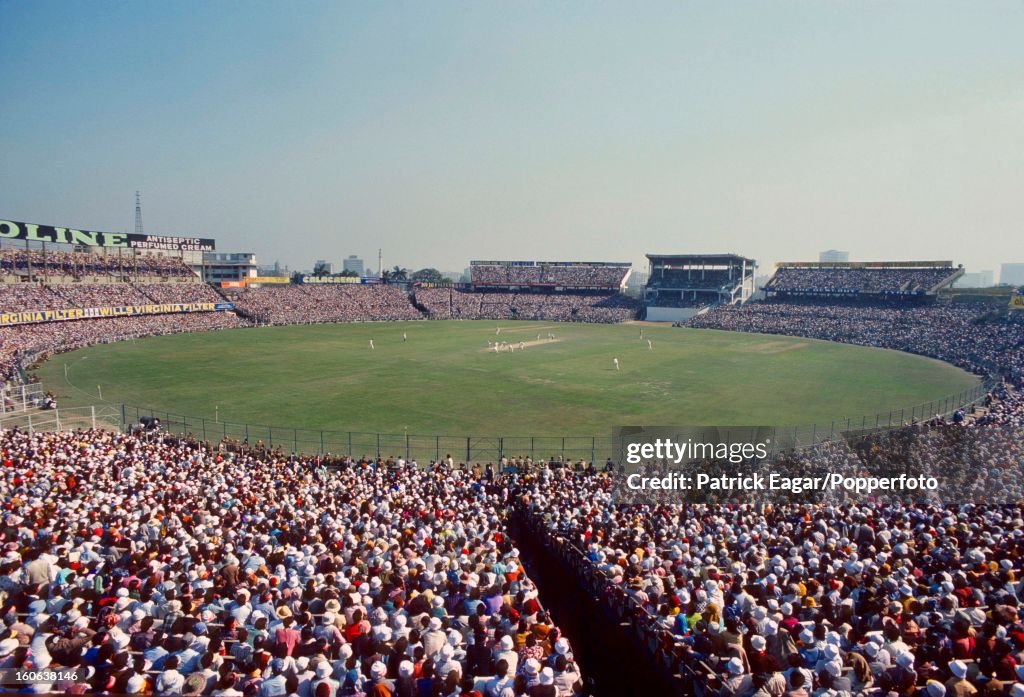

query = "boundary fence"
[117,376,996,464]
[0,404,122,433]
[1,382,46,414]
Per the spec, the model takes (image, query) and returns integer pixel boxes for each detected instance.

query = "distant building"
[196,252,257,283]
[314,259,334,274]
[257,261,288,276]
[1001,263,1024,286]
[819,249,850,263]
[343,255,364,276]
[953,270,994,288]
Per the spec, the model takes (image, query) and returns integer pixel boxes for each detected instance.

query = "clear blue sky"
[2,1,1022,277]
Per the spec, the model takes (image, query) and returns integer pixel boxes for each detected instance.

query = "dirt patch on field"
[479,338,562,353]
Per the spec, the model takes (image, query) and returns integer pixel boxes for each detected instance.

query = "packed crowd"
[1,274,1023,697]
[469,266,628,289]
[137,284,225,305]
[647,270,736,291]
[478,293,1024,695]
[517,463,1024,697]
[768,268,957,295]
[0,249,195,280]
[646,293,716,309]
[0,429,583,696]
[233,286,423,325]
[0,282,223,314]
[413,290,639,323]
[0,313,245,383]
[688,301,1024,387]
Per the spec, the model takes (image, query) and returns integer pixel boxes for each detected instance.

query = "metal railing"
[116,375,996,463]
[0,404,122,434]
[516,507,693,694]
[1,382,46,414]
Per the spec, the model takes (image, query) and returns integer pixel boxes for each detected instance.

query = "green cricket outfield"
[34,320,980,436]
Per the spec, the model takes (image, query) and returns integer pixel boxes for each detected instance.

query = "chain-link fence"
[117,375,996,464]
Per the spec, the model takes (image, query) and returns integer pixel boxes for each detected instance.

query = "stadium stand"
[513,421,1024,695]
[689,300,1023,386]
[765,262,962,298]
[413,288,640,323]
[501,291,1024,694]
[645,254,756,322]
[0,248,195,280]
[469,261,630,290]
[1,244,1024,697]
[0,282,224,314]
[0,430,584,696]
[231,285,423,325]
[0,293,1021,694]
[0,313,245,383]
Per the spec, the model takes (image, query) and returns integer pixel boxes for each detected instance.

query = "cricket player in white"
[648,339,653,351]
[369,339,375,350]
[403,332,407,342]
[613,357,620,371]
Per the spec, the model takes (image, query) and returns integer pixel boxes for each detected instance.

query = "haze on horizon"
[1,2,1022,279]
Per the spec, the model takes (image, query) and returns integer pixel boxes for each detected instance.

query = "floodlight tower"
[134,191,144,235]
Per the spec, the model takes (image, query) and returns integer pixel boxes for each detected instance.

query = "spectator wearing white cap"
[530,666,557,697]
[718,656,754,697]
[749,635,779,674]
[945,660,976,697]
[436,643,462,683]
[766,621,797,669]
[495,635,519,676]
[395,660,416,697]
[879,652,916,697]
[365,660,393,695]
[423,616,447,658]
[312,659,341,697]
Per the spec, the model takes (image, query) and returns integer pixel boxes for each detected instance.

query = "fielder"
[613,357,620,371]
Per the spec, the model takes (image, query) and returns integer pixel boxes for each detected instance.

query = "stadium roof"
[646,253,756,264]
[775,260,955,268]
